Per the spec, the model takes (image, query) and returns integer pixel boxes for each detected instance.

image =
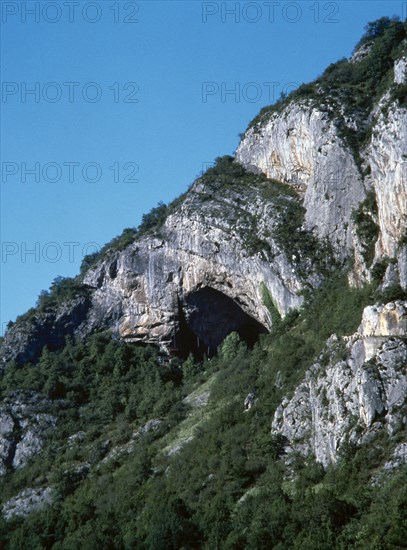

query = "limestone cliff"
[272,301,407,467]
[82,170,309,355]
[2,164,318,364]
[0,295,91,367]
[237,53,407,283]
[368,103,406,262]
[236,102,366,254]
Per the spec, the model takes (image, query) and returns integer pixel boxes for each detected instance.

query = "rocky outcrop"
[99,418,162,465]
[244,393,255,411]
[353,56,406,285]
[236,55,407,284]
[2,487,53,520]
[236,102,365,255]
[272,301,407,467]
[82,177,305,355]
[360,301,407,338]
[0,296,91,367]
[1,169,311,362]
[0,391,56,476]
[366,100,407,262]
[382,442,407,472]
[167,436,194,457]
[350,42,374,64]
[394,57,407,84]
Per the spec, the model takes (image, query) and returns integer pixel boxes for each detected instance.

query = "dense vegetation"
[1,272,405,549]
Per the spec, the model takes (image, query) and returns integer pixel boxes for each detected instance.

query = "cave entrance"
[175,287,267,360]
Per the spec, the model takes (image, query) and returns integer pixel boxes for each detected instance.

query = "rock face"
[237,55,407,280]
[0,27,405,531]
[364,54,406,277]
[0,296,91,367]
[99,418,162,465]
[0,391,56,476]
[382,442,407,473]
[2,167,313,362]
[360,301,407,338]
[236,102,365,255]
[367,103,407,261]
[2,487,53,520]
[81,176,306,356]
[394,57,407,84]
[272,301,407,467]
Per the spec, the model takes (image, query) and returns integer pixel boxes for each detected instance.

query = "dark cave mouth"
[174,287,267,360]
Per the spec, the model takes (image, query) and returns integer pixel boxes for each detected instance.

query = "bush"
[352,191,379,267]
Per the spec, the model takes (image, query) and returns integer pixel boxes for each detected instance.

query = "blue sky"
[0,0,405,330]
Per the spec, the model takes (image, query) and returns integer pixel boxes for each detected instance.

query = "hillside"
[0,17,406,549]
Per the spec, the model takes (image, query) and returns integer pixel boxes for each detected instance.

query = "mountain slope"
[0,17,406,549]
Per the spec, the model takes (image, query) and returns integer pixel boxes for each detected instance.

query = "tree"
[219,332,244,361]
[355,16,401,50]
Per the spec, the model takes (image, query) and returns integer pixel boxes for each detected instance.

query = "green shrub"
[352,190,379,267]
[260,282,281,330]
